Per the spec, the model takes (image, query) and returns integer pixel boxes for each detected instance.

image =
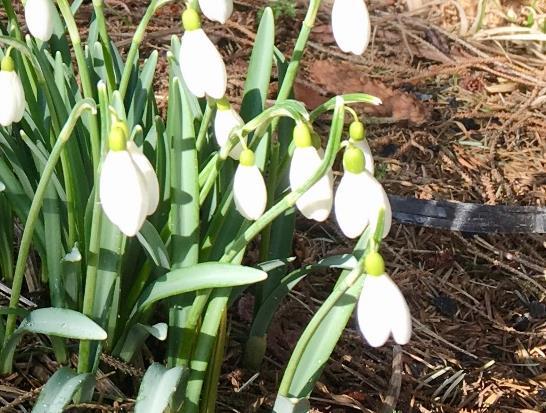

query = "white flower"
[25,0,55,42]
[331,0,371,55]
[214,100,244,160]
[289,123,333,222]
[357,272,412,347]
[233,150,267,220]
[179,9,227,99]
[334,145,391,239]
[198,0,233,24]
[0,57,25,127]
[99,126,160,237]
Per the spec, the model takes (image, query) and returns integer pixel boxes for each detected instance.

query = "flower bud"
[331,0,371,55]
[25,0,56,42]
[0,58,26,127]
[234,150,267,220]
[198,0,233,24]
[214,99,244,160]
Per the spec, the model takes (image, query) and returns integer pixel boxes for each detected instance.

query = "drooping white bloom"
[198,0,233,24]
[331,0,371,55]
[335,170,391,239]
[179,9,227,99]
[214,100,244,160]
[357,272,412,347]
[100,126,160,237]
[233,150,267,220]
[0,57,26,127]
[25,0,56,42]
[289,123,333,222]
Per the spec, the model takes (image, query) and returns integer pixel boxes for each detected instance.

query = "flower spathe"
[357,252,412,347]
[0,56,26,127]
[99,125,160,237]
[331,0,371,55]
[214,99,244,160]
[233,150,267,220]
[198,0,233,24]
[289,124,333,222]
[179,8,227,99]
[25,0,56,42]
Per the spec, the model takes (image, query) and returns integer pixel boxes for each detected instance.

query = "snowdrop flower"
[357,252,412,347]
[331,0,371,55]
[179,8,227,99]
[289,123,333,222]
[0,55,25,127]
[349,120,374,175]
[214,98,244,160]
[233,149,267,220]
[335,145,391,239]
[100,124,160,236]
[198,0,233,24]
[25,0,56,42]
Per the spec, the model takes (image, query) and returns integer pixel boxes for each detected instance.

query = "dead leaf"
[306,60,430,124]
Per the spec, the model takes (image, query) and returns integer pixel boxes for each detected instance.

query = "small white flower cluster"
[99,123,160,237]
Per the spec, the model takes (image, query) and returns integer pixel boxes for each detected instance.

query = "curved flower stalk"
[335,145,391,239]
[233,149,267,220]
[99,124,160,236]
[349,120,374,175]
[331,0,371,55]
[358,252,412,347]
[289,123,334,222]
[179,7,227,99]
[0,55,25,127]
[214,98,244,160]
[198,0,233,24]
[25,0,56,42]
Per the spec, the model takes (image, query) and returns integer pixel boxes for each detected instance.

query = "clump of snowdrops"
[0,0,412,411]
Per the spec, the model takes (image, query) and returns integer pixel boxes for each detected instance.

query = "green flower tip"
[1,56,15,72]
[349,121,365,141]
[182,8,201,31]
[216,97,231,111]
[364,251,385,276]
[108,124,128,152]
[239,149,255,166]
[343,145,365,174]
[293,122,312,148]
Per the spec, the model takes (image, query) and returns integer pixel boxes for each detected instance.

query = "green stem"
[78,83,110,374]
[56,0,101,172]
[2,100,97,345]
[278,267,364,396]
[196,103,214,152]
[91,0,116,92]
[1,0,22,40]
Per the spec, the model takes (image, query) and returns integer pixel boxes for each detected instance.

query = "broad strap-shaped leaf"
[117,323,168,362]
[32,368,95,413]
[137,220,170,270]
[135,363,188,413]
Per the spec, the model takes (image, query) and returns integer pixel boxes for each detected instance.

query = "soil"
[1,0,545,412]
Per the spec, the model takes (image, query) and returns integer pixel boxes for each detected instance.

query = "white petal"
[357,275,392,347]
[10,72,26,123]
[233,165,267,220]
[99,151,149,237]
[0,72,25,126]
[382,274,412,345]
[25,0,55,42]
[364,172,392,238]
[289,147,333,222]
[198,0,233,24]
[353,139,375,175]
[126,142,160,216]
[179,29,227,99]
[214,108,244,160]
[334,171,369,238]
[332,0,371,55]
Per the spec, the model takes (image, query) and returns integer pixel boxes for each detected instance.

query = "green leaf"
[118,323,168,362]
[135,363,188,413]
[131,263,267,319]
[32,368,95,413]
[137,221,170,270]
